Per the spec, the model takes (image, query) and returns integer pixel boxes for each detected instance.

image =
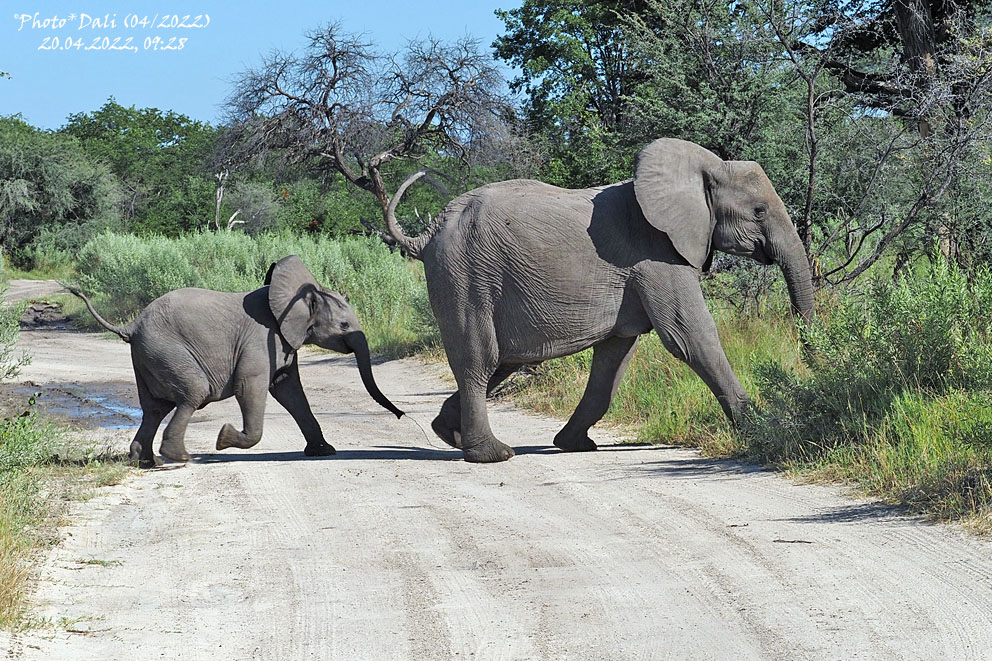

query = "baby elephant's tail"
[63,285,131,342]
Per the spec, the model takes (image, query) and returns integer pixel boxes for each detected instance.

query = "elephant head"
[633,138,814,322]
[266,255,404,418]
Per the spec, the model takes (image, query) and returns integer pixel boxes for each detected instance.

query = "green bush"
[0,411,59,477]
[0,286,29,382]
[73,231,436,356]
[747,259,992,525]
[752,259,992,459]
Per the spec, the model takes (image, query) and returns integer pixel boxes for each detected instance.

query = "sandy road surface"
[2,280,66,302]
[4,324,992,660]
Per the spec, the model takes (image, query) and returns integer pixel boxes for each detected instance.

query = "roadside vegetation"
[59,229,992,531]
[504,259,992,532]
[0,269,128,629]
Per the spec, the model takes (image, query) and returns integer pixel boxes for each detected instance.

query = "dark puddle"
[6,381,142,429]
[19,301,73,330]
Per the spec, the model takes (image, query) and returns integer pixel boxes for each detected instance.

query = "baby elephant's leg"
[160,402,197,462]
[216,378,268,451]
[269,359,334,456]
[131,374,174,468]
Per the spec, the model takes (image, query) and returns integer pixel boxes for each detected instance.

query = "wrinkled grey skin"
[69,255,403,467]
[386,138,814,463]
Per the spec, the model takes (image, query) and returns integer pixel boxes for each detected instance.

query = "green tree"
[494,0,645,186]
[226,23,521,235]
[499,0,992,281]
[0,116,122,265]
[61,99,218,234]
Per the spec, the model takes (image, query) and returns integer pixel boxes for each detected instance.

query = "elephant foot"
[159,437,190,462]
[128,441,162,468]
[463,438,515,463]
[430,415,462,448]
[304,441,336,457]
[127,454,163,469]
[216,423,239,450]
[216,423,261,451]
[553,430,598,452]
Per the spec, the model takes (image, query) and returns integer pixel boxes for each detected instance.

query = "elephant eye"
[754,205,767,220]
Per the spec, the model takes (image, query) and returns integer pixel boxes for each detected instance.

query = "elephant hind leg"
[555,335,638,452]
[131,374,174,468]
[131,406,173,468]
[457,373,515,463]
[447,354,514,463]
[431,364,520,449]
[160,402,196,462]
[431,393,462,448]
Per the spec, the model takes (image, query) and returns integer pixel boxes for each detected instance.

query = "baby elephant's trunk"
[344,331,405,419]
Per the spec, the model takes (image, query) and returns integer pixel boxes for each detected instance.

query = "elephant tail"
[384,169,438,260]
[63,285,132,342]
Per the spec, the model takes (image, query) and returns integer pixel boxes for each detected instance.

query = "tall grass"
[749,259,992,528]
[0,413,60,627]
[72,231,437,356]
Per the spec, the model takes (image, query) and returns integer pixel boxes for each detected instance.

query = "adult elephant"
[386,138,814,463]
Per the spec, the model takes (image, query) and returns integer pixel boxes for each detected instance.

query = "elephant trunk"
[344,331,405,419]
[773,231,815,325]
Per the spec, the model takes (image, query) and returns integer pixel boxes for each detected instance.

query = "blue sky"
[0,1,512,129]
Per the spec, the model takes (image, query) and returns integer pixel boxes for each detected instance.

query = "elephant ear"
[633,138,723,270]
[267,255,320,350]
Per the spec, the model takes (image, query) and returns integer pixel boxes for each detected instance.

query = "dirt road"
[2,280,66,302]
[4,323,992,659]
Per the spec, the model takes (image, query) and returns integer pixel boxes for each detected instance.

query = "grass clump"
[748,259,992,528]
[71,231,437,356]
[0,411,60,627]
[0,412,129,630]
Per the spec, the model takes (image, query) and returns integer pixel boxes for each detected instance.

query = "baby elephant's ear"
[267,255,320,350]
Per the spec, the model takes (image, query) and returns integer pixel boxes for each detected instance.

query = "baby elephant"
[69,255,404,467]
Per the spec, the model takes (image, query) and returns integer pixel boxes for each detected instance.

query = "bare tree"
[224,23,522,228]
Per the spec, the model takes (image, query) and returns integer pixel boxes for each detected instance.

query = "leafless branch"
[224,24,522,228]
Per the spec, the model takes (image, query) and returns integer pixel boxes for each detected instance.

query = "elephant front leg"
[269,359,335,457]
[216,378,268,451]
[555,335,638,452]
[637,267,750,424]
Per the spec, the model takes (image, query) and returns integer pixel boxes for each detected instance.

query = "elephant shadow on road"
[191,442,662,464]
[192,446,460,463]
